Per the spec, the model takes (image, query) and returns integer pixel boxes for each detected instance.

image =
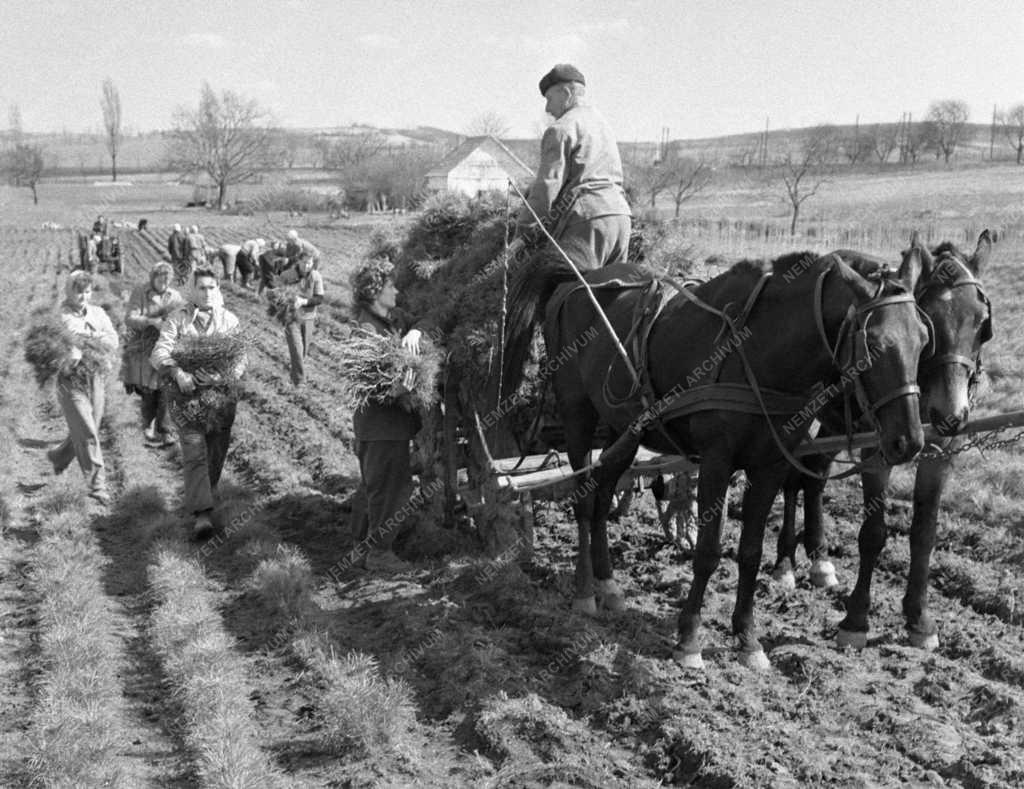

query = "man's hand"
[401,329,422,355]
[292,295,307,310]
[148,316,163,328]
[402,368,417,392]
[67,346,83,365]
[174,368,195,394]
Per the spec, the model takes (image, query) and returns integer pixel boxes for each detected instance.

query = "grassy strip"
[242,544,423,767]
[147,545,292,788]
[23,485,131,787]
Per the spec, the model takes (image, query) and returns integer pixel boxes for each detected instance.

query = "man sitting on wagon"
[517,64,632,270]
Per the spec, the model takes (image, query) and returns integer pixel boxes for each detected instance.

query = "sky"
[2,0,1022,142]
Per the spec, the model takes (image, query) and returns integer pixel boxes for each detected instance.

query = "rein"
[915,264,991,378]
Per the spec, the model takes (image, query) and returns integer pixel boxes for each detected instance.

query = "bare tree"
[870,124,899,163]
[666,155,712,218]
[100,78,123,181]
[167,83,273,209]
[776,125,836,235]
[841,132,873,165]
[1000,104,1024,164]
[316,130,388,170]
[5,143,46,204]
[466,111,511,138]
[924,99,970,164]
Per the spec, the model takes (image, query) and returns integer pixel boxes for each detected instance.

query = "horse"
[773,231,992,650]
[501,250,931,669]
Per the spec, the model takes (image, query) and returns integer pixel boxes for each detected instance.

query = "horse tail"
[501,251,576,400]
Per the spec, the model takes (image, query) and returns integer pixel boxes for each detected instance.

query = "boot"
[88,467,111,506]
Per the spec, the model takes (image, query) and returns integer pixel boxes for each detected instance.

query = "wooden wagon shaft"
[491,410,1024,493]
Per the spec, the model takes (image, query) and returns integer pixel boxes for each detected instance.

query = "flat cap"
[539,63,585,96]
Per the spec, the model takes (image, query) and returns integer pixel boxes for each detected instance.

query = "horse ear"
[970,229,993,275]
[831,255,875,304]
[898,246,924,292]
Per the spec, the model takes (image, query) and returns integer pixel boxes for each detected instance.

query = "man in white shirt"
[151,268,245,539]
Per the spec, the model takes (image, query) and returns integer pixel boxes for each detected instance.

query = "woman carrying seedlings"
[151,267,246,540]
[122,261,184,447]
[348,258,431,572]
[282,253,325,387]
[46,271,120,505]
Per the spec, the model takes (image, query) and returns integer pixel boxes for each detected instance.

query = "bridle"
[814,260,929,434]
[914,254,992,396]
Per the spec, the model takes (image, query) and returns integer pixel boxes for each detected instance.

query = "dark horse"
[774,231,992,650]
[502,251,930,669]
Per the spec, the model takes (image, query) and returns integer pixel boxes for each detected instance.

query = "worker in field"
[518,64,632,269]
[185,225,208,270]
[285,229,321,271]
[235,238,264,289]
[257,241,292,296]
[167,223,188,281]
[151,268,246,540]
[283,253,325,387]
[47,271,119,505]
[348,258,430,573]
[214,241,242,283]
[122,261,184,448]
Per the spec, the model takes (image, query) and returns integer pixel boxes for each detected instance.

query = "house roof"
[424,135,533,180]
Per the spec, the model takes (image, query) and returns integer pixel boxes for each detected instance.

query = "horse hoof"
[673,649,705,670]
[596,580,626,613]
[572,596,598,616]
[810,561,839,589]
[836,629,868,649]
[772,568,796,591]
[739,649,771,671]
[909,631,939,651]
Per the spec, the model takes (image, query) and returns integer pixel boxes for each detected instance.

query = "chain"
[920,427,1024,461]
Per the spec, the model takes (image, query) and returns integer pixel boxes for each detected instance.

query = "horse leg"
[675,455,731,670]
[772,470,801,590]
[563,399,600,616]
[838,455,892,648]
[903,451,953,650]
[803,455,838,589]
[589,431,642,613]
[732,467,784,670]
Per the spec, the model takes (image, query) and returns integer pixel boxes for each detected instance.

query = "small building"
[423,136,533,197]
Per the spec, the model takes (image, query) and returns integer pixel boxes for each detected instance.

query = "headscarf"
[65,270,94,300]
[149,261,174,287]
[351,258,394,307]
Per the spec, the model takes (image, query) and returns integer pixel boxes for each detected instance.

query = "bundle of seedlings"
[24,309,118,389]
[161,333,247,431]
[265,284,302,325]
[337,328,442,412]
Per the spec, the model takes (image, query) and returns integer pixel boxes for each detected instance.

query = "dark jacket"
[167,230,186,261]
[351,306,426,442]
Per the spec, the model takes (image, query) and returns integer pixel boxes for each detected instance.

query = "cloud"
[357,33,398,49]
[183,32,228,49]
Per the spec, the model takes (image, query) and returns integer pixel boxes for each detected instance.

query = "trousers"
[178,402,236,514]
[556,214,632,270]
[52,373,107,490]
[139,386,174,435]
[353,439,413,552]
[285,319,315,385]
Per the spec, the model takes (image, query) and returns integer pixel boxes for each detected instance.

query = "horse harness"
[561,254,932,479]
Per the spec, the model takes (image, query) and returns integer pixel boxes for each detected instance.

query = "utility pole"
[990,104,997,161]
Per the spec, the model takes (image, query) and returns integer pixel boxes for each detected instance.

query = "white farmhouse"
[424,136,533,197]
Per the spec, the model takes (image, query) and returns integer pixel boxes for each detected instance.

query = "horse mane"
[501,250,575,399]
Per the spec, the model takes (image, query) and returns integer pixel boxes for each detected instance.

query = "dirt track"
[2,224,1023,787]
